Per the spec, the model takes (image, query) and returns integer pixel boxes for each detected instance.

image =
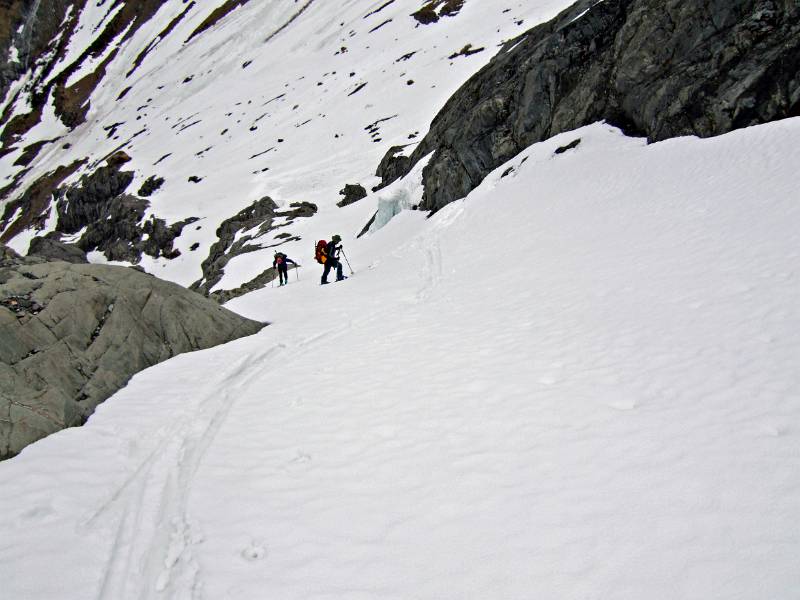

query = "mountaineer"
[315,235,347,285]
[273,251,297,286]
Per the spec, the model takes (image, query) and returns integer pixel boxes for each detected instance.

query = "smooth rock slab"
[0,251,265,459]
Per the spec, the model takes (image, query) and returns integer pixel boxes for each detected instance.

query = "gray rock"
[337,183,367,207]
[138,175,165,197]
[0,244,21,264]
[373,145,411,192]
[411,0,466,25]
[27,236,88,264]
[0,247,265,459]
[140,215,199,260]
[192,197,280,297]
[382,0,800,212]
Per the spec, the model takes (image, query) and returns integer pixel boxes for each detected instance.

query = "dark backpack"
[315,240,328,264]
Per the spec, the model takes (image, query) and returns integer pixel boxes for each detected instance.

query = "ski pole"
[341,250,354,275]
[296,266,300,281]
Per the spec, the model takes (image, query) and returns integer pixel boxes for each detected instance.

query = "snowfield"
[2,119,799,599]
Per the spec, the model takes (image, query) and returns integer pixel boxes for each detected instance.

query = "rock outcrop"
[382,0,800,212]
[337,184,368,207]
[138,175,165,197]
[51,154,195,262]
[27,236,87,264]
[411,0,466,25]
[192,197,317,301]
[373,146,412,192]
[0,244,265,459]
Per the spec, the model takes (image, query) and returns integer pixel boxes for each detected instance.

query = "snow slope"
[2,119,799,599]
[1,0,574,290]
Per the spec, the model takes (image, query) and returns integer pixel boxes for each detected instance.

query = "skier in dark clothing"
[321,234,346,285]
[273,251,297,286]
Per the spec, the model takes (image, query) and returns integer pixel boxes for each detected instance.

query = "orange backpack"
[315,240,327,264]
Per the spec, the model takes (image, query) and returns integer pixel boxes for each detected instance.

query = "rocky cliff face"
[0,244,265,459]
[382,0,800,212]
[0,1,75,110]
[0,151,197,263]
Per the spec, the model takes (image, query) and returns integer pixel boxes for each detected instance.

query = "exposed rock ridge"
[383,0,800,212]
[192,198,318,301]
[50,153,194,263]
[0,244,265,459]
[337,183,368,207]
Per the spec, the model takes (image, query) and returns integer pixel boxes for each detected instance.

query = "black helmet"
[331,234,341,242]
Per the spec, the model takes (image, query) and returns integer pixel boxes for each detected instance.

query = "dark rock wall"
[0,0,76,109]
[58,165,137,234]
[49,157,193,263]
[386,0,800,212]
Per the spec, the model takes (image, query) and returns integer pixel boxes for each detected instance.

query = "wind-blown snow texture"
[0,0,573,291]
[1,120,799,599]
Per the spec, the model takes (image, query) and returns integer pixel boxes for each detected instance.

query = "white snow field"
[2,119,800,599]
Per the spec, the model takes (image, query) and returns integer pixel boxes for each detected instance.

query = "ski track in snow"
[85,345,286,599]
[49,292,411,599]
[78,324,379,599]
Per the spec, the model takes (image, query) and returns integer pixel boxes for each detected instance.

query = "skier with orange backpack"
[315,234,347,285]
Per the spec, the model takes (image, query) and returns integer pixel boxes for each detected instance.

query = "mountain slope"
[1,2,799,596]
[0,0,574,293]
[1,119,799,599]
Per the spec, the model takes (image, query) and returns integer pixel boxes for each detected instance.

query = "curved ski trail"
[85,344,285,600]
[81,277,420,600]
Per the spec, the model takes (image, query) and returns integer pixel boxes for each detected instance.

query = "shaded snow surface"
[2,121,800,599]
